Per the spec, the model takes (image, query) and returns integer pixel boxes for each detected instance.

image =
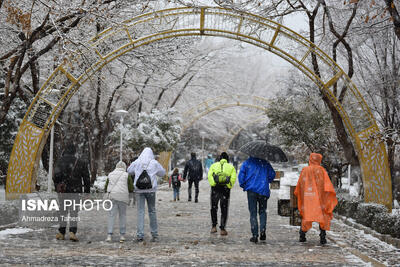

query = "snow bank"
[0,227,33,239]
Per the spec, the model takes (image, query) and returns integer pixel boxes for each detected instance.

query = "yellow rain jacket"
[207,158,237,189]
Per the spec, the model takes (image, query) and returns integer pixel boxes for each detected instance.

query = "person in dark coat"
[54,142,90,242]
[183,152,203,203]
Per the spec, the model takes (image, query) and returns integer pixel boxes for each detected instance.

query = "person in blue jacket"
[238,156,275,243]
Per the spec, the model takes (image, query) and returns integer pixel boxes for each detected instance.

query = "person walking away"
[183,152,203,203]
[169,168,183,201]
[104,161,133,243]
[204,154,214,176]
[207,152,237,236]
[238,156,275,243]
[294,153,338,245]
[54,142,90,242]
[127,147,166,242]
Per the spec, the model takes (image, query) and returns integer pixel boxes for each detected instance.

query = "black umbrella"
[239,140,288,162]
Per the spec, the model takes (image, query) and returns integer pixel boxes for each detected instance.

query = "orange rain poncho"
[294,153,338,232]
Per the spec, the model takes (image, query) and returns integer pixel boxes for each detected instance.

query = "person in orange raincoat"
[294,153,338,245]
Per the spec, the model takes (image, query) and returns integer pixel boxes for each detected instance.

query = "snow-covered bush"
[92,176,108,193]
[127,108,181,154]
[354,203,388,227]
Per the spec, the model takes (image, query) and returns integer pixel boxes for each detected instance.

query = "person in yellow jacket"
[207,152,237,236]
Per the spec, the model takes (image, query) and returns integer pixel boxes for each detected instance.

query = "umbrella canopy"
[239,140,288,162]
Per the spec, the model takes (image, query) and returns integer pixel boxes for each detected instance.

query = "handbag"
[136,162,153,190]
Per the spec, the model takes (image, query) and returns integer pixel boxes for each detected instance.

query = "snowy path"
[0,181,398,266]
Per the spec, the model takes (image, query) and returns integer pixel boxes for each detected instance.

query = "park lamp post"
[48,89,60,193]
[200,131,205,174]
[116,109,128,162]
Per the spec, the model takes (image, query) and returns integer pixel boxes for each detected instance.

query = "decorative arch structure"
[181,94,269,133]
[6,7,392,209]
[219,116,268,151]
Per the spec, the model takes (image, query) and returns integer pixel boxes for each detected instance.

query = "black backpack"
[136,163,153,189]
[171,173,180,187]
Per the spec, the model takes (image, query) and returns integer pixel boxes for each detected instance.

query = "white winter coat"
[107,161,129,204]
[127,147,166,193]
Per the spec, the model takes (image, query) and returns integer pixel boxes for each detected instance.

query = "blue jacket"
[238,157,276,197]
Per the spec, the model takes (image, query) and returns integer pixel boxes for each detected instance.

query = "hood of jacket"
[309,153,322,166]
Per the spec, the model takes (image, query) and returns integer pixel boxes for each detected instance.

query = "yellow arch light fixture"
[6,7,391,210]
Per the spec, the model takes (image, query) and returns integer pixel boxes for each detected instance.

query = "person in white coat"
[127,147,166,242]
[105,161,133,243]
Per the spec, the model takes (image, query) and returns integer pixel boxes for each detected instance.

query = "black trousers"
[58,194,79,234]
[210,186,230,229]
[188,179,199,200]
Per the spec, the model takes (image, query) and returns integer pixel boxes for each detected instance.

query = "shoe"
[210,226,217,233]
[320,230,327,245]
[195,199,198,203]
[120,235,125,243]
[56,232,65,240]
[220,229,228,236]
[260,231,266,241]
[299,230,306,242]
[69,232,79,242]
[174,199,176,201]
[106,234,112,242]
[250,236,258,243]
[177,197,180,201]
[136,237,144,242]
[188,199,191,202]
[151,236,159,242]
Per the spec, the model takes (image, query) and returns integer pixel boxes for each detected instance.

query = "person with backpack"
[104,161,134,243]
[127,147,166,242]
[183,152,203,203]
[238,156,275,243]
[54,141,90,242]
[207,152,237,236]
[169,168,183,201]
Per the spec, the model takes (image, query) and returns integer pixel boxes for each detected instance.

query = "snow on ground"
[0,179,393,266]
[0,227,33,239]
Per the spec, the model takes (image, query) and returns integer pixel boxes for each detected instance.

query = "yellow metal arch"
[219,116,268,151]
[181,94,269,133]
[6,6,392,209]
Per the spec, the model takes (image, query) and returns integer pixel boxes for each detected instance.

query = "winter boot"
[250,236,258,243]
[106,234,112,242]
[210,226,217,233]
[260,231,266,241]
[320,230,327,245]
[220,229,228,236]
[299,230,306,242]
[69,232,79,242]
[55,232,65,240]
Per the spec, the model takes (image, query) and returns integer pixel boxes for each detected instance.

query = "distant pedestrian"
[169,168,183,201]
[104,161,133,243]
[238,157,275,243]
[204,154,214,176]
[207,152,237,236]
[183,152,203,203]
[127,147,166,242]
[294,153,338,245]
[54,141,90,242]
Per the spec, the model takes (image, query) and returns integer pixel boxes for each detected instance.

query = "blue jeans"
[247,191,268,238]
[107,200,127,235]
[136,192,158,239]
[173,187,180,200]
